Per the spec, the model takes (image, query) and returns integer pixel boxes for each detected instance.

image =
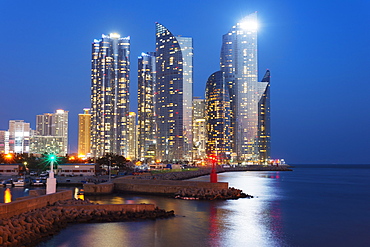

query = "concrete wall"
[0,190,72,219]
[83,182,114,195]
[113,179,229,195]
[61,204,155,212]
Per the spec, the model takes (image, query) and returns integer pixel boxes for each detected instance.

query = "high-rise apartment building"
[193,98,206,161]
[220,12,270,161]
[137,52,156,161]
[30,110,68,155]
[78,108,91,157]
[258,70,271,162]
[205,71,232,162]
[127,112,137,161]
[90,33,130,157]
[155,23,193,162]
[8,120,30,153]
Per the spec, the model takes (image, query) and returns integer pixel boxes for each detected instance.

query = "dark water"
[3,165,370,247]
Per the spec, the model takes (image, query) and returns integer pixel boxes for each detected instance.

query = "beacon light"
[48,154,57,161]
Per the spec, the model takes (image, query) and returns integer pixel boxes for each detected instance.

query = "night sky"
[1,0,369,164]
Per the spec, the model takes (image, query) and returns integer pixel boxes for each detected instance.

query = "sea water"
[6,164,370,247]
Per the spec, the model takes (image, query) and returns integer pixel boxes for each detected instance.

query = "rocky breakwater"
[129,169,252,200]
[0,199,174,247]
[174,187,253,200]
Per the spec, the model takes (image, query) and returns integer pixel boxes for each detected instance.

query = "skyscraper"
[220,12,270,161]
[193,98,206,161]
[258,70,271,162]
[90,33,130,157]
[78,108,91,158]
[205,71,232,162]
[155,23,193,161]
[137,52,156,161]
[127,112,137,161]
[31,109,68,155]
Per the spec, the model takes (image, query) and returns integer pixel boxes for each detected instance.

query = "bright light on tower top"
[239,19,258,31]
[110,33,121,39]
[238,12,258,31]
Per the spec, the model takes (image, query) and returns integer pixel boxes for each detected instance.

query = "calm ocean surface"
[3,164,370,247]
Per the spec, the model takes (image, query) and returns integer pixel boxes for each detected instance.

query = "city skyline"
[1,0,369,164]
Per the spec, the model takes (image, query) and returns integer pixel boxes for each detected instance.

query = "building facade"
[155,23,193,162]
[56,163,97,177]
[90,33,130,157]
[30,109,69,155]
[192,98,206,161]
[137,52,156,161]
[8,120,31,154]
[205,71,232,162]
[0,131,9,154]
[220,12,270,162]
[78,108,91,157]
[258,70,271,162]
[127,112,137,161]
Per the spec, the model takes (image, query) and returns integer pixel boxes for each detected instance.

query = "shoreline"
[0,197,174,246]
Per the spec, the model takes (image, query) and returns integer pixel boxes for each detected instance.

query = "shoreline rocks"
[174,187,253,200]
[0,199,174,247]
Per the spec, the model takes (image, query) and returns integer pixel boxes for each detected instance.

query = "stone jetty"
[113,168,252,200]
[86,165,292,199]
[0,199,174,247]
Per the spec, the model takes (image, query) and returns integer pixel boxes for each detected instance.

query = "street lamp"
[108,157,112,182]
[46,154,57,194]
[4,153,13,163]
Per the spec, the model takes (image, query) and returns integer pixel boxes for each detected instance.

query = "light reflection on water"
[193,172,286,247]
[39,172,285,247]
[0,187,30,203]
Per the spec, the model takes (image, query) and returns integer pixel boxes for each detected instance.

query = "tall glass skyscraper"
[193,98,206,161]
[258,70,271,162]
[205,71,232,162]
[220,12,270,161]
[155,23,193,162]
[90,33,130,157]
[137,52,156,161]
[127,112,137,161]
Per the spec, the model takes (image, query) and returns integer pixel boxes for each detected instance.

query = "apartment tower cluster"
[90,12,270,164]
[1,13,271,164]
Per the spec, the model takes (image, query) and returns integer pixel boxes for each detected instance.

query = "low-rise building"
[0,164,21,176]
[56,163,97,177]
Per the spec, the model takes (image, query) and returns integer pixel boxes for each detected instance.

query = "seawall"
[83,166,291,196]
[83,179,228,195]
[61,203,155,212]
[0,198,174,246]
[113,179,229,195]
[0,190,72,220]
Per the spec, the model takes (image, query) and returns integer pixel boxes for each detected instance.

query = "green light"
[48,154,57,161]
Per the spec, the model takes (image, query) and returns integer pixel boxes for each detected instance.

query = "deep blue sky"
[1,0,369,164]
